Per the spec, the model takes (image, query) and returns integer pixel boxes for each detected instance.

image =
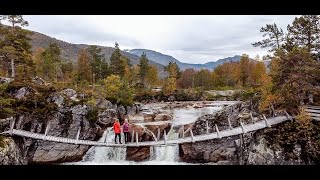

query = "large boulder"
[125,124,155,161]
[126,147,150,162]
[144,122,172,140]
[154,113,173,121]
[179,136,239,164]
[141,112,156,122]
[0,136,27,165]
[96,98,113,109]
[117,105,126,121]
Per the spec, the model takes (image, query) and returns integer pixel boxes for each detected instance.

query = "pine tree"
[0,15,33,79]
[252,23,284,53]
[87,45,109,82]
[109,42,127,78]
[138,52,150,87]
[76,49,92,84]
[287,15,320,53]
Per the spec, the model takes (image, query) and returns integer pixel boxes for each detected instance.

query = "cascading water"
[67,103,223,165]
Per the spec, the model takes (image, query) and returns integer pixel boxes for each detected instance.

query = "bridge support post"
[104,129,109,146]
[182,126,185,138]
[228,116,233,129]
[240,121,247,133]
[164,130,167,145]
[190,129,195,143]
[9,117,15,135]
[157,128,160,141]
[250,112,254,124]
[43,123,50,140]
[284,110,293,122]
[136,132,139,146]
[76,127,81,144]
[215,124,221,138]
[131,130,135,143]
[206,121,209,134]
[263,114,271,127]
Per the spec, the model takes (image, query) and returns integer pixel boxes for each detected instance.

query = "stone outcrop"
[154,113,173,121]
[126,147,150,162]
[179,137,239,164]
[0,136,27,165]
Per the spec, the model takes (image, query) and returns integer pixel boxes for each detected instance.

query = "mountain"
[28,30,165,73]
[127,49,241,70]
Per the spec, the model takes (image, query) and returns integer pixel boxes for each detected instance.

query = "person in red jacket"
[113,119,122,144]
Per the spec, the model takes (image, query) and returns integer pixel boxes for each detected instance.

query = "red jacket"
[113,121,121,134]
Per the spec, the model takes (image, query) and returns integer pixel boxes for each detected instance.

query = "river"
[67,102,224,165]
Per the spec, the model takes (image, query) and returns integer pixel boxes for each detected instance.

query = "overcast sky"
[21,15,297,64]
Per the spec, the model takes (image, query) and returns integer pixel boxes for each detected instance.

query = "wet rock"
[154,113,173,121]
[126,147,150,162]
[179,137,238,163]
[141,112,155,122]
[117,105,126,121]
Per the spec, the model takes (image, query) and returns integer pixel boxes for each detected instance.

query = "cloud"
[21,15,297,64]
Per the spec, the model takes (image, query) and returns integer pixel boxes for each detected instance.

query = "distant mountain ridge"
[127,49,241,70]
[28,30,165,72]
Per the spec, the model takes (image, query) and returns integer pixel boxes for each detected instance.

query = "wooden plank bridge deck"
[1,115,291,147]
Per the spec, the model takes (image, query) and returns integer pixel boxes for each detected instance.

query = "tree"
[99,75,134,105]
[194,69,212,89]
[250,61,267,87]
[146,65,159,87]
[252,23,284,52]
[239,54,253,87]
[271,48,319,108]
[177,68,197,89]
[87,45,109,82]
[164,61,181,78]
[163,78,176,96]
[138,52,150,87]
[75,49,92,84]
[109,42,127,78]
[40,43,62,82]
[287,15,320,53]
[0,15,33,79]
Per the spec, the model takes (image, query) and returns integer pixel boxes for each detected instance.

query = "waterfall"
[80,128,127,164]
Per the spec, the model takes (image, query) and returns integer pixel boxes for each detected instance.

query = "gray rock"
[0,137,27,165]
[96,98,113,109]
[14,87,31,99]
[61,88,77,98]
[0,77,14,84]
[48,93,64,107]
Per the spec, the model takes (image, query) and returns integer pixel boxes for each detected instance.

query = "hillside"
[29,30,165,72]
[128,49,241,70]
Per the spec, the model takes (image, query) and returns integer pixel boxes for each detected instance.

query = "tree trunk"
[11,59,15,78]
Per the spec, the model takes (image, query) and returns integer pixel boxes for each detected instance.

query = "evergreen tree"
[109,42,127,78]
[287,15,320,53]
[252,23,284,52]
[138,52,150,87]
[0,15,33,79]
[76,49,92,84]
[87,45,109,82]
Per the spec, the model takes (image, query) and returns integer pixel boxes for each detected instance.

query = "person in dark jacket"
[123,119,130,143]
[113,119,121,144]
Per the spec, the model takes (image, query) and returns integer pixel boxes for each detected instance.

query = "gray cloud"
[21,15,297,64]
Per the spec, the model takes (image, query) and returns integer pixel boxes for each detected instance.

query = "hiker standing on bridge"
[123,119,130,143]
[113,119,122,144]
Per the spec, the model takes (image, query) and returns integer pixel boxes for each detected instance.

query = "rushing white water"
[67,102,224,165]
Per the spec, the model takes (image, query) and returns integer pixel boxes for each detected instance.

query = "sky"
[19,15,298,64]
